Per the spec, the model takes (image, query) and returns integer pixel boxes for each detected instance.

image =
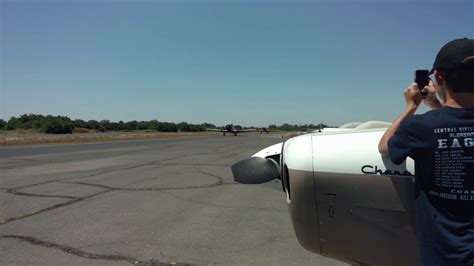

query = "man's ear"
[434,69,445,85]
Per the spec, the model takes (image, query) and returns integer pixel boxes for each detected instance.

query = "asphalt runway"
[0,133,346,265]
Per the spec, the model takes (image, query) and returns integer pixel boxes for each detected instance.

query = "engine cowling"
[232,129,420,265]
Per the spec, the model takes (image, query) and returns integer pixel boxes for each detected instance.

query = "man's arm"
[378,83,422,156]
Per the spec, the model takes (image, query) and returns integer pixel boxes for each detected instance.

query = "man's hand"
[404,83,422,110]
[422,80,443,109]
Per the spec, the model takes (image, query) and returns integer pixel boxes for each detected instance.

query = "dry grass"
[0,131,221,146]
[72,127,94,134]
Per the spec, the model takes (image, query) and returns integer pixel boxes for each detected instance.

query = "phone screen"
[415,70,430,95]
[415,70,430,88]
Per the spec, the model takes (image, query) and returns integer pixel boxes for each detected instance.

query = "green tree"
[6,117,20,130]
[177,122,191,132]
[177,122,206,132]
[117,121,126,131]
[126,120,138,131]
[201,123,216,129]
[193,124,206,132]
[157,122,177,132]
[72,119,87,129]
[108,122,120,131]
[100,120,112,131]
[18,114,44,129]
[148,120,159,131]
[0,119,6,130]
[86,120,101,130]
[41,117,73,134]
[137,121,149,130]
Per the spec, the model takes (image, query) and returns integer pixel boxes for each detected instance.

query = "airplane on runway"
[258,127,270,134]
[231,121,421,266]
[207,124,256,136]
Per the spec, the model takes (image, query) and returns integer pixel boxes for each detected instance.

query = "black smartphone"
[415,70,430,96]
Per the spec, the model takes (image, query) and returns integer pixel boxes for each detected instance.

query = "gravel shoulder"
[0,131,221,146]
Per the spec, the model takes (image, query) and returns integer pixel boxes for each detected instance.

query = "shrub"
[177,122,191,132]
[73,119,87,129]
[201,123,216,129]
[86,120,102,131]
[157,122,177,132]
[117,121,126,131]
[126,120,138,131]
[41,117,73,134]
[137,121,149,130]
[148,120,159,131]
[100,120,113,131]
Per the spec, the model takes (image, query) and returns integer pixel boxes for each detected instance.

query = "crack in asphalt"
[1,143,216,190]
[0,163,251,225]
[1,137,281,265]
[56,168,281,213]
[7,151,216,192]
[0,235,190,265]
[6,188,79,200]
[10,162,162,191]
[0,189,113,225]
[58,167,227,191]
[0,162,230,224]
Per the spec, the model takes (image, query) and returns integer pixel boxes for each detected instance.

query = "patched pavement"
[0,134,346,265]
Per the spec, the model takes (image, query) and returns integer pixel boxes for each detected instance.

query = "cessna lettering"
[361,165,413,176]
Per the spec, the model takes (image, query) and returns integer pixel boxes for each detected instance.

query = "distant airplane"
[207,124,256,136]
[258,127,270,134]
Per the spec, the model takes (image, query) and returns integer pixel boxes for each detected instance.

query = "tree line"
[0,114,216,134]
[0,114,330,134]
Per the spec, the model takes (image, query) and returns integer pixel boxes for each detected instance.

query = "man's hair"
[440,57,474,93]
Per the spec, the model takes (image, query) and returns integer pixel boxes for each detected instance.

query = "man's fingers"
[421,88,429,99]
[406,83,420,94]
[423,84,436,93]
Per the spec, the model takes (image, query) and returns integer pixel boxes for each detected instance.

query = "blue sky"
[1,0,473,126]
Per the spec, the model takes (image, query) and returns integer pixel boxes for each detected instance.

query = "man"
[378,38,474,265]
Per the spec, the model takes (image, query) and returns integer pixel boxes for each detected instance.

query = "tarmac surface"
[0,133,346,265]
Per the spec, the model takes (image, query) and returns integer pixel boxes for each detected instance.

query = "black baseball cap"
[430,38,474,74]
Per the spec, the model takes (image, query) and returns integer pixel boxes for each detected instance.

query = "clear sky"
[1,0,473,126]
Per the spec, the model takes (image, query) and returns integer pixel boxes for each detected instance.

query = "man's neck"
[444,91,474,108]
